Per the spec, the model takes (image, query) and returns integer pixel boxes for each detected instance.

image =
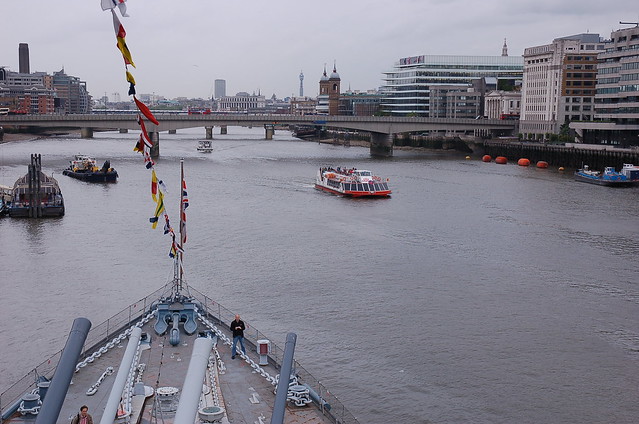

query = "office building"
[214,79,226,99]
[339,89,383,116]
[0,68,55,114]
[484,90,521,120]
[520,33,604,138]
[290,97,317,115]
[381,54,523,117]
[217,91,266,112]
[52,69,90,114]
[571,25,639,146]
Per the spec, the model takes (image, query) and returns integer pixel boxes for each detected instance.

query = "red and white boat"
[315,167,391,197]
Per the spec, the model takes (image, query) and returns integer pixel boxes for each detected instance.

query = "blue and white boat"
[574,165,633,187]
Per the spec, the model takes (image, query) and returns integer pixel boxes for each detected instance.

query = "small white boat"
[315,167,391,197]
[197,140,213,153]
[620,163,639,184]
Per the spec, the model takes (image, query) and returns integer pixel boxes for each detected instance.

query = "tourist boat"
[8,154,65,217]
[574,165,633,187]
[0,161,358,424]
[620,163,639,184]
[315,167,391,197]
[197,140,213,153]
[63,155,118,182]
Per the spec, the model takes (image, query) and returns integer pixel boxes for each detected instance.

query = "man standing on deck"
[230,314,246,359]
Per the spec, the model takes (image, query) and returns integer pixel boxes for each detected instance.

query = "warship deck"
[0,287,355,424]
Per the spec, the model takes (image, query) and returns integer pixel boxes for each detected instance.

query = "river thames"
[1,128,638,423]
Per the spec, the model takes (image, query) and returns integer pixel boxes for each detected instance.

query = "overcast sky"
[1,1,638,101]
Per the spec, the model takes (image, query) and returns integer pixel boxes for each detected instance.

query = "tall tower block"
[214,79,226,99]
[19,43,30,74]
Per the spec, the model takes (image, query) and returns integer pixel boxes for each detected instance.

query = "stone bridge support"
[370,132,394,157]
[265,124,274,140]
[149,131,159,158]
[80,127,94,138]
[220,126,227,135]
[205,127,213,139]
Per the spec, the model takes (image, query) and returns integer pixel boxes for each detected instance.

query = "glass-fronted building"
[380,55,523,116]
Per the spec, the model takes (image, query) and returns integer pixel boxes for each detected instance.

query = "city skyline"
[1,0,638,100]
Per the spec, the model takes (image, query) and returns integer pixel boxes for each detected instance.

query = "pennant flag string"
[103,1,186,267]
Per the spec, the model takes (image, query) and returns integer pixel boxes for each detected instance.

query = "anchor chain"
[75,310,156,372]
[86,366,114,396]
[119,341,144,419]
[207,355,221,407]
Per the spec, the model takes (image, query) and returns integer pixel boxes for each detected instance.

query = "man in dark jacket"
[230,314,246,359]
[71,406,93,424]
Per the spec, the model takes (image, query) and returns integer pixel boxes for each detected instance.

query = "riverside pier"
[482,141,639,170]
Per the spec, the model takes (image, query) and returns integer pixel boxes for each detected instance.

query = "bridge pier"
[168,129,176,134]
[205,127,213,139]
[220,126,227,135]
[370,132,394,157]
[80,128,94,139]
[119,128,128,134]
[149,132,159,158]
[265,124,274,140]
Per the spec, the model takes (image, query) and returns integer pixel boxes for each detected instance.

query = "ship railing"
[1,283,360,424]
[0,286,165,423]
[190,285,361,424]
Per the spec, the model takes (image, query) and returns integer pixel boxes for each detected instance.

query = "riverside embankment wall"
[483,141,639,170]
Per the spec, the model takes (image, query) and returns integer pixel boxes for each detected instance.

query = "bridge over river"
[0,113,517,157]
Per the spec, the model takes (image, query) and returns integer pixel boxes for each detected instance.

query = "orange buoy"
[482,155,492,162]
[495,156,508,164]
[517,158,531,167]
[536,161,548,169]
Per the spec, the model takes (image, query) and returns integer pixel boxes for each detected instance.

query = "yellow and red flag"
[111,10,135,67]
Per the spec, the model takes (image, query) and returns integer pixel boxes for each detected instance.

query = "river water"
[1,128,638,424]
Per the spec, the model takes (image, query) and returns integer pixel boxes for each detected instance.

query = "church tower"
[502,38,508,56]
[328,62,340,116]
[317,65,330,114]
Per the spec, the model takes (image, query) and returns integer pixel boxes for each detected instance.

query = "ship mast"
[173,159,186,296]
[179,159,185,283]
